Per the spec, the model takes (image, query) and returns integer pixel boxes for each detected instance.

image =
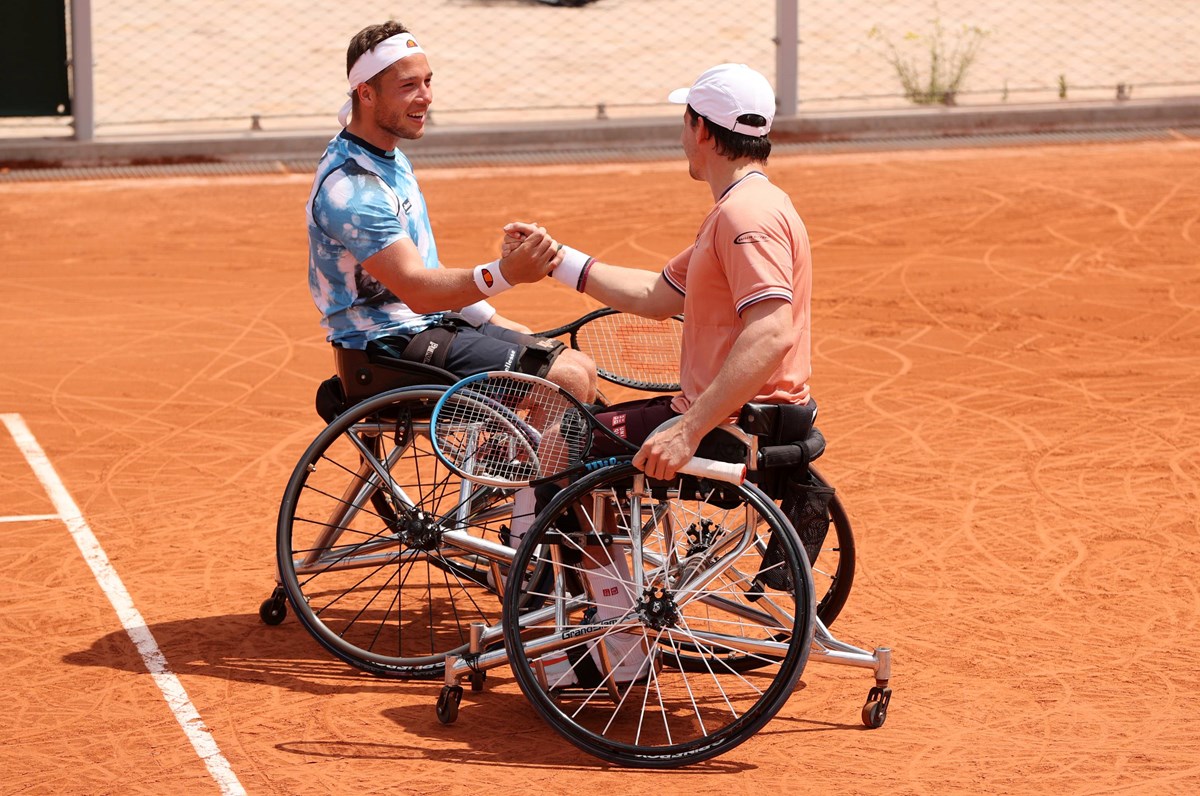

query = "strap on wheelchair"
[735,400,826,500]
[737,400,824,471]
[737,400,817,443]
[367,324,457,372]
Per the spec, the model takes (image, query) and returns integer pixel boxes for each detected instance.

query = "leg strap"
[399,323,458,371]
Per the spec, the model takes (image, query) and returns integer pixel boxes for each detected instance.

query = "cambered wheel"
[810,467,856,627]
[276,387,519,679]
[502,463,815,768]
[660,466,855,675]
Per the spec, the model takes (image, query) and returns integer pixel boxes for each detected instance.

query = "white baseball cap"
[668,63,776,136]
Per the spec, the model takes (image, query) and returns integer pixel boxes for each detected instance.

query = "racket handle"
[679,456,746,485]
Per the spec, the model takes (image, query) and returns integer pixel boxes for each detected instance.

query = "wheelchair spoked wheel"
[659,466,855,675]
[809,466,855,627]
[501,463,815,768]
[276,387,521,679]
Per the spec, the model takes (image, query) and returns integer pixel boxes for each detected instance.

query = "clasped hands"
[496,221,563,285]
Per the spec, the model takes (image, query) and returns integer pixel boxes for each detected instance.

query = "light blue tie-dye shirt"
[306,130,442,349]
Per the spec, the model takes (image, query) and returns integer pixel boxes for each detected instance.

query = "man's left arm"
[487,312,532,334]
[456,296,532,334]
[633,298,792,481]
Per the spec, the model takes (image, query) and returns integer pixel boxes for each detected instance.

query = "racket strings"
[436,377,592,483]
[577,315,681,386]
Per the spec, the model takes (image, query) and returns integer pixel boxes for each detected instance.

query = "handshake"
[498,221,593,293]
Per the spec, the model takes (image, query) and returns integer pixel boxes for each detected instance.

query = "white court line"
[0,514,61,523]
[1,414,246,796]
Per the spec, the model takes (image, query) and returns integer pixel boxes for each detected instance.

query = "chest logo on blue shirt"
[402,198,413,214]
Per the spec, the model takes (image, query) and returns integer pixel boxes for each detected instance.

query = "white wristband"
[459,299,496,326]
[552,246,594,292]
[473,260,513,297]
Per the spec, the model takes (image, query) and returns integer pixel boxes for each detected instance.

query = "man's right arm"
[361,238,483,314]
[361,231,560,315]
[316,170,560,314]
[576,260,683,320]
[503,222,684,319]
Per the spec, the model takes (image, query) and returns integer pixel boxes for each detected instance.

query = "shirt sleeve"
[661,243,695,295]
[715,203,794,315]
[314,166,409,265]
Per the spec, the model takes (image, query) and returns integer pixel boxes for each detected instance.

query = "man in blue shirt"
[307,20,595,403]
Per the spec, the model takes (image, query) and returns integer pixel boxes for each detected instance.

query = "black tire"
[666,465,855,674]
[501,463,815,768]
[276,387,521,679]
[863,698,887,728]
[258,588,288,625]
[810,467,855,626]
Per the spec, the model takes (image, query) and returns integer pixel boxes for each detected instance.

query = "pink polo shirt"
[662,172,812,414]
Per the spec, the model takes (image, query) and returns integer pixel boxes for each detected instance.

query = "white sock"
[507,487,538,548]
[490,487,540,593]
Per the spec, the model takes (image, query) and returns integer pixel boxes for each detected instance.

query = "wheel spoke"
[501,462,814,767]
[278,389,515,677]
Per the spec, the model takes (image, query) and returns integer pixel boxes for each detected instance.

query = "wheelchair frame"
[265,384,902,768]
[265,316,892,768]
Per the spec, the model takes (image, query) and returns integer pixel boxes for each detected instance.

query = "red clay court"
[1,136,1198,793]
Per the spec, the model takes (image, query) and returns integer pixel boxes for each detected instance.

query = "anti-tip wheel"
[259,591,287,625]
[436,685,463,725]
[861,686,891,728]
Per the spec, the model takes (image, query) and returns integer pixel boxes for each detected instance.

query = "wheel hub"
[403,509,444,551]
[684,519,719,556]
[636,585,680,630]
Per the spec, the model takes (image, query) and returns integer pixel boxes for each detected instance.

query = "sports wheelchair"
[260,320,891,767]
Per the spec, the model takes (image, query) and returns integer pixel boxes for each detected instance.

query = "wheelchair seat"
[315,342,459,422]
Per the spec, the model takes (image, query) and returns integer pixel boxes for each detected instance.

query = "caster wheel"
[436,685,463,725]
[469,671,486,692]
[861,685,891,728]
[259,589,287,625]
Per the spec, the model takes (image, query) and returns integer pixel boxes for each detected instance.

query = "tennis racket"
[535,307,683,392]
[430,371,745,488]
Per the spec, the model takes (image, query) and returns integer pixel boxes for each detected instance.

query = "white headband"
[338,33,426,126]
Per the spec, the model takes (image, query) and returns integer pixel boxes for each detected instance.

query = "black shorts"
[440,321,564,378]
[335,317,565,403]
[590,395,751,465]
[369,316,564,380]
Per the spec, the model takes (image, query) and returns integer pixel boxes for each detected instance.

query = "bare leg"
[545,347,597,404]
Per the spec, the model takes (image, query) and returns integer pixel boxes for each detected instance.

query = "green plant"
[869,4,986,106]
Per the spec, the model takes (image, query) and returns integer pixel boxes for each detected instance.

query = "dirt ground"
[1,137,1198,794]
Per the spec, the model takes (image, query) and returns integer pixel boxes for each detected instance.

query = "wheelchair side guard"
[315,375,347,423]
[314,373,454,424]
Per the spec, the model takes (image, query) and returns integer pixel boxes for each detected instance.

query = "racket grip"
[679,456,746,485]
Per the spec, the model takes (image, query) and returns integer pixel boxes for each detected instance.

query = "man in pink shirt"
[510,63,813,481]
